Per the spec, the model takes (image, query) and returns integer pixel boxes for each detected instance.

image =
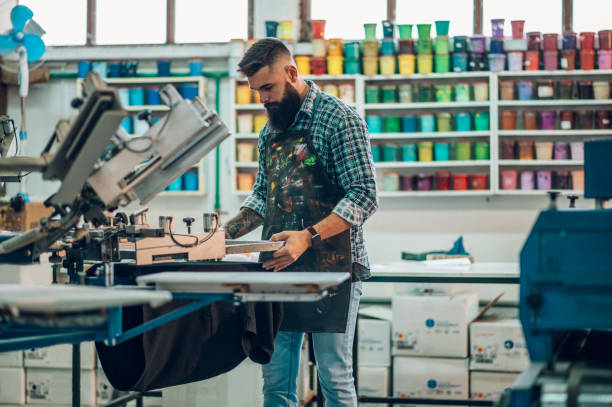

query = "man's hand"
[262,230,312,272]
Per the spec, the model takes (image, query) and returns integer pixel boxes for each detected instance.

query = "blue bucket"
[380,39,395,55]
[382,144,399,161]
[265,21,279,37]
[120,117,132,133]
[456,112,472,131]
[128,88,145,105]
[370,145,381,162]
[146,88,161,105]
[490,38,505,54]
[366,116,383,133]
[77,61,92,78]
[179,84,198,100]
[157,60,172,76]
[401,144,418,161]
[517,80,534,100]
[117,88,130,106]
[166,177,183,191]
[108,61,121,78]
[401,115,418,132]
[434,143,450,161]
[182,172,199,191]
[452,53,469,72]
[420,115,436,132]
[189,59,203,76]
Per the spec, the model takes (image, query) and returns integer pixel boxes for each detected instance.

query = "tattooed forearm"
[224,207,264,239]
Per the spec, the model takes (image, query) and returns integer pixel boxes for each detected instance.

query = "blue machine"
[503,139,612,407]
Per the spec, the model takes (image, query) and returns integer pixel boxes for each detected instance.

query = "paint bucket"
[362,40,379,57]
[417,84,434,102]
[323,84,339,97]
[434,54,450,73]
[121,61,139,77]
[596,111,611,129]
[77,61,91,78]
[453,36,469,52]
[182,172,199,191]
[501,140,516,159]
[576,110,593,129]
[382,20,394,38]
[382,144,399,161]
[501,110,517,130]
[434,21,449,37]
[500,80,514,100]
[326,56,344,75]
[237,172,255,191]
[593,81,610,100]
[365,85,380,103]
[312,39,327,57]
[552,170,571,189]
[578,80,593,99]
[474,141,489,160]
[339,83,355,102]
[490,38,504,54]
[179,84,198,100]
[401,144,418,161]
[473,81,489,101]
[560,50,576,70]
[344,58,361,74]
[379,56,396,75]
[488,54,506,72]
[370,145,381,162]
[598,30,612,50]
[535,142,553,160]
[382,172,400,191]
[568,142,584,161]
[523,111,537,130]
[416,39,432,54]
[468,53,487,71]
[598,50,612,70]
[511,20,525,39]
[557,80,572,99]
[129,87,145,105]
[146,88,161,105]
[364,24,377,41]
[474,112,490,131]
[455,113,472,132]
[381,85,397,103]
[398,24,412,39]
[520,171,535,190]
[120,117,132,133]
[471,174,488,190]
[344,42,361,59]
[543,33,558,51]
[455,141,471,160]
[418,141,434,161]
[417,54,433,74]
[469,35,486,53]
[553,141,570,160]
[452,173,469,190]
[527,32,541,51]
[505,39,528,51]
[562,32,577,50]
[536,171,552,190]
[265,21,279,37]
[571,170,584,190]
[417,24,431,39]
[416,174,433,191]
[454,83,471,102]
[540,111,556,130]
[398,54,415,75]
[501,169,518,189]
[156,59,171,77]
[434,37,450,54]
[236,142,256,162]
[253,114,268,133]
[580,32,595,51]
[436,112,452,132]
[402,116,418,132]
[491,18,505,37]
[108,61,121,78]
[508,51,524,71]
[189,59,203,76]
[362,56,378,76]
[310,57,326,75]
[537,80,555,99]
[167,177,183,191]
[237,114,254,133]
[401,175,414,190]
[580,50,595,70]
[543,51,558,70]
[560,111,574,130]
[380,39,395,55]
[309,20,326,39]
[366,116,383,133]
[434,143,450,161]
[524,50,539,70]
[328,38,344,56]
[452,53,468,72]
[398,85,413,103]
[435,85,452,102]
[117,88,130,106]
[518,140,534,160]
[295,55,311,75]
[398,39,415,54]
[278,21,294,40]
[236,84,252,104]
[419,115,436,133]
[435,171,451,190]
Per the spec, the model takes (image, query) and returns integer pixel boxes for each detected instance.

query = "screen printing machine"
[0,72,349,405]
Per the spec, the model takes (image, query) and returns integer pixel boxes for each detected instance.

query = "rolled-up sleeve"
[240,131,268,217]
[329,112,379,226]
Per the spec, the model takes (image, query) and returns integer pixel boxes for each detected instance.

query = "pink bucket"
[598,50,612,70]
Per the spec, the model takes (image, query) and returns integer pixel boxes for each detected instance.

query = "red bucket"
[310,57,327,75]
[435,171,451,191]
[309,20,326,39]
[452,173,469,190]
[580,50,595,70]
[543,33,558,51]
[525,50,540,70]
[470,174,488,190]
[598,30,612,50]
[511,20,525,39]
[580,32,595,51]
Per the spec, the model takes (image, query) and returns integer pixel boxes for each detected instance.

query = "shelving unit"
[229,70,612,198]
[77,76,207,197]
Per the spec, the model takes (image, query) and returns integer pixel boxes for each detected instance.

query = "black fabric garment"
[96,299,282,391]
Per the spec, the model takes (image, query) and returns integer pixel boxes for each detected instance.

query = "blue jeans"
[262,281,362,407]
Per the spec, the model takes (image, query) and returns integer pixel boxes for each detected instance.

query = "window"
[20,0,86,45]
[574,0,612,33]
[311,0,387,40]
[396,0,473,37]
[175,0,247,42]
[96,0,166,45]
[483,0,561,36]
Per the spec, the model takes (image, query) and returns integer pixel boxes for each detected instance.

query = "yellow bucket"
[312,39,327,57]
[362,40,379,57]
[295,55,311,75]
[363,56,378,76]
[235,84,251,104]
[328,38,344,56]
[417,54,433,74]
[398,54,415,75]
[326,56,344,75]
[379,55,396,75]
[323,84,339,97]
[418,141,434,162]
[253,114,268,133]
[279,20,294,40]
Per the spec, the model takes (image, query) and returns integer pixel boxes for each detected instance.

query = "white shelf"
[235,104,264,110]
[498,130,612,137]
[363,73,491,80]
[104,76,204,84]
[379,190,492,197]
[498,159,584,166]
[498,99,612,107]
[158,190,206,197]
[125,105,170,112]
[376,160,490,168]
[498,69,612,77]
[365,102,489,110]
[495,189,583,196]
[370,131,489,140]
[235,162,258,168]
[234,133,260,139]
[303,74,361,81]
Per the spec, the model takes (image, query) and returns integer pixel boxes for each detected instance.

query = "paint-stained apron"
[259,93,352,333]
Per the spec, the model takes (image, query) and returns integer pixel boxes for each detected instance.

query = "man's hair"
[238,38,291,77]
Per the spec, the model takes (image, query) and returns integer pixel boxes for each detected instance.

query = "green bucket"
[474,141,490,160]
[434,37,450,55]
[384,117,401,133]
[434,54,451,73]
[416,39,433,54]
[435,20,450,36]
[455,141,472,160]
[417,24,431,39]
[381,85,397,103]
[435,84,452,102]
[365,85,380,103]
[436,112,452,132]
[417,84,434,102]
[344,58,361,74]
[398,24,413,39]
[344,41,361,59]
[474,112,490,131]
[364,23,377,40]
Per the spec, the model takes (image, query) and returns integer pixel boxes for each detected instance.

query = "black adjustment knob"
[183,217,195,234]
[526,290,542,309]
[137,109,154,127]
[113,212,128,226]
[71,97,84,109]
[547,191,560,209]
[568,195,579,208]
[9,195,25,212]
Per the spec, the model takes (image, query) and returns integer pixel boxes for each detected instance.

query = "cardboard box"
[0,367,25,404]
[393,356,469,400]
[0,202,53,232]
[24,342,95,370]
[392,293,479,357]
[26,368,96,406]
[470,317,529,372]
[358,366,389,407]
[0,350,23,367]
[470,371,519,401]
[358,319,391,367]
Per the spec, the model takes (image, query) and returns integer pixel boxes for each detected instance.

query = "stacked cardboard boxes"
[358,306,391,407]
[0,351,25,405]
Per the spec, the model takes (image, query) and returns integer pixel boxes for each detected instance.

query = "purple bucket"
[470,35,487,53]
[416,174,433,191]
[488,54,506,72]
[553,142,570,159]
[521,171,535,190]
[540,111,556,130]
[400,175,414,191]
[491,19,505,37]
[536,171,552,190]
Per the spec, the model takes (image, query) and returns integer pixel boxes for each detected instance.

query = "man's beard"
[264,82,302,132]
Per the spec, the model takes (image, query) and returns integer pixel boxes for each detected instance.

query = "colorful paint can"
[344,42,361,59]
[570,142,584,160]
[379,56,396,75]
[500,110,517,130]
[417,24,431,39]
[518,140,535,160]
[364,24,377,41]
[560,50,576,70]
[540,111,556,130]
[471,173,488,190]
[401,144,417,161]
[382,20,395,38]
[535,142,553,160]
[560,111,574,130]
[279,20,294,40]
[536,171,552,190]
[295,55,311,75]
[237,114,254,133]
[435,20,450,36]
[562,32,577,50]
[501,169,518,190]
[553,141,570,160]
[362,40,379,57]
[593,81,610,100]
[454,83,471,102]
[382,172,400,191]
[453,36,469,52]
[398,54,415,75]
[576,110,594,130]
[508,51,524,71]
[455,141,471,160]
[598,30,612,50]
[434,37,450,54]
[543,51,558,70]
[420,114,436,132]
[398,85,412,103]
[543,33,558,51]
[326,56,344,75]
[398,39,415,54]
[77,61,91,78]
[382,85,397,103]
[524,50,540,70]
[490,38,504,54]
[401,175,414,190]
[520,171,535,190]
[380,39,395,56]
[434,143,450,161]
[489,54,506,72]
[362,56,378,76]
[596,111,610,129]
[156,59,171,76]
[365,85,380,103]
[398,24,413,39]
[129,87,145,105]
[527,32,542,51]
[309,20,326,39]
[571,170,584,190]
[552,170,571,189]
[473,82,489,101]
[474,112,490,131]
[402,116,418,132]
[265,21,279,37]
[436,112,452,132]
[501,140,516,159]
[418,141,434,161]
[328,38,344,56]
[537,80,555,99]
[416,39,433,54]
[452,173,469,190]
[434,54,450,73]
[417,54,433,74]
[310,57,326,75]
[370,145,381,162]
[500,80,514,100]
[382,144,399,161]
[580,50,595,70]
[366,116,383,133]
[452,53,468,72]
[469,36,486,53]
[598,50,612,70]
[491,18,505,37]
[416,174,433,191]
[435,171,451,190]
[339,83,355,103]
[511,20,525,39]
[253,114,267,133]
[312,39,327,57]
[524,111,538,130]
[434,84,452,102]
[322,84,339,97]
[455,112,472,131]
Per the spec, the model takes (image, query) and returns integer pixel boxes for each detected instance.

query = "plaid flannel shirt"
[241,80,379,277]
